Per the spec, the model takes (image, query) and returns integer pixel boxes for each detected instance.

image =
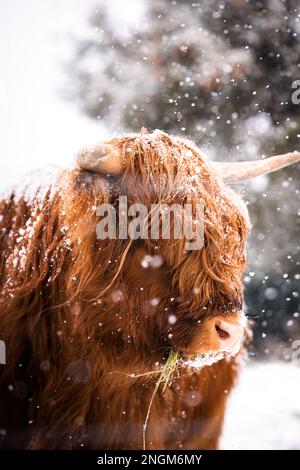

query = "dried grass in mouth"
[142,349,180,450]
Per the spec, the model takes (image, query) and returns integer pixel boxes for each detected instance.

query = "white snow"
[141,255,164,269]
[183,351,227,369]
[1,166,62,204]
[221,362,300,450]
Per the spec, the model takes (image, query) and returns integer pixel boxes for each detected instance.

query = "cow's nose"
[179,313,246,358]
[214,319,244,353]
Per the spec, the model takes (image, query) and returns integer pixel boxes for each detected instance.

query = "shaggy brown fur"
[0,130,248,449]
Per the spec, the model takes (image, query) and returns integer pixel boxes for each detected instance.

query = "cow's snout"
[183,312,246,357]
[214,318,244,354]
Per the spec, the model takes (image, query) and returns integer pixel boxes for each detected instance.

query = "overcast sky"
[0,0,106,188]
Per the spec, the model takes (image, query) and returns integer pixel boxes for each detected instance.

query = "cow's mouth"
[180,340,242,369]
[180,350,231,369]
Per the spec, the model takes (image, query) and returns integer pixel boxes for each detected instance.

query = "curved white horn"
[76,144,123,174]
[214,151,300,183]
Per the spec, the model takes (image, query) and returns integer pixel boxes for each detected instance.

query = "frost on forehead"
[1,166,63,204]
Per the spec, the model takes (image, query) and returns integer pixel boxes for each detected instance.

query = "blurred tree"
[67,0,300,352]
[70,0,300,156]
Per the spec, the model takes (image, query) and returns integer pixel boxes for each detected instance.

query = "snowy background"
[0,0,299,449]
[0,0,102,187]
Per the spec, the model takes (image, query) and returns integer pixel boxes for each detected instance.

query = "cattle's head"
[63,129,299,368]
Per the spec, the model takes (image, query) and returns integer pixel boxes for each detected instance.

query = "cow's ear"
[213,151,300,183]
[76,143,123,175]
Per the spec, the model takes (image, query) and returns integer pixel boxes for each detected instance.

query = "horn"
[214,151,300,183]
[76,143,123,174]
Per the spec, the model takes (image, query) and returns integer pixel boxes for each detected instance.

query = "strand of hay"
[142,349,180,450]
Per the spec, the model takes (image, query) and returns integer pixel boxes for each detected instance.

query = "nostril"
[215,321,231,340]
